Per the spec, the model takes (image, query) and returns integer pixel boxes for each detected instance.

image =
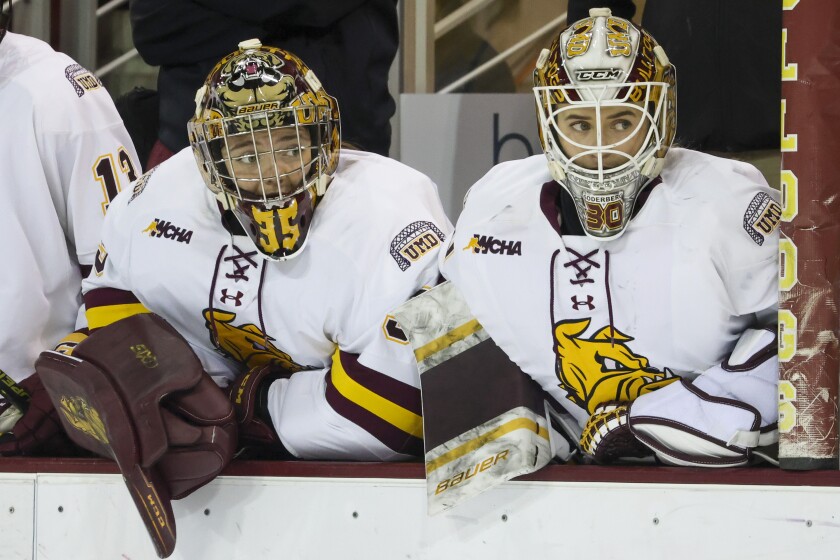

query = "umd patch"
[390,221,446,271]
[743,192,782,246]
[64,64,102,97]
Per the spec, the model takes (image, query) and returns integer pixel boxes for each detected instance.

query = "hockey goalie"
[394,7,779,512]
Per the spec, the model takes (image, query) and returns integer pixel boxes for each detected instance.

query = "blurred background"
[8,0,776,221]
[9,0,603,97]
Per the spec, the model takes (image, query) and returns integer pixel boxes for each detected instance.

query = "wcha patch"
[142,218,194,244]
[743,192,782,246]
[390,221,446,271]
[64,64,102,98]
[463,234,522,256]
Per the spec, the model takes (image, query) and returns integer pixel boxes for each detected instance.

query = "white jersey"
[84,148,452,460]
[441,148,779,428]
[0,32,140,381]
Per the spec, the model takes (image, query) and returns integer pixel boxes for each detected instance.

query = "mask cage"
[534,80,671,190]
[190,104,336,205]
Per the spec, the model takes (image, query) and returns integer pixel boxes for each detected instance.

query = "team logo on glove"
[59,396,109,446]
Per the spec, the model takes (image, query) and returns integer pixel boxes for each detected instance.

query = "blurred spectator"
[114,86,159,167]
[130,1,399,167]
[435,0,516,93]
[567,0,780,153]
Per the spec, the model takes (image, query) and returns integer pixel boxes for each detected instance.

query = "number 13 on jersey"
[93,146,138,214]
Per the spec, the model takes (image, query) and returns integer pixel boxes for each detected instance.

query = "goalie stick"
[0,368,30,412]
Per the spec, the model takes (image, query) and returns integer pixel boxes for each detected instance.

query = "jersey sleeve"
[715,171,780,318]
[36,78,141,270]
[80,182,150,331]
[266,167,454,460]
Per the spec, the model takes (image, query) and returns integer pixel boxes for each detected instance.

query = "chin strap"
[548,159,567,182]
[215,191,233,210]
[640,156,665,179]
[315,173,333,196]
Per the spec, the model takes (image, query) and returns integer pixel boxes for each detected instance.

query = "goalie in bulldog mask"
[13,41,451,557]
[434,8,779,469]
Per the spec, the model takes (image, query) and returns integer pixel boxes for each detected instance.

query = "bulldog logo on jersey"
[203,309,312,372]
[553,318,677,414]
[59,396,110,445]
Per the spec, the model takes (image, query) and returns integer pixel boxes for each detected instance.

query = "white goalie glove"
[582,328,778,467]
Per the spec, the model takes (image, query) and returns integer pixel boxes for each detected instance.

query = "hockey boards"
[393,281,556,514]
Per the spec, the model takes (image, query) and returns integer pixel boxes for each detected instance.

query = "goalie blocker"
[35,314,237,559]
[393,281,577,514]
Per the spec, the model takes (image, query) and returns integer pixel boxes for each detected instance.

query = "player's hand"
[579,401,652,464]
[228,364,293,457]
[0,373,65,456]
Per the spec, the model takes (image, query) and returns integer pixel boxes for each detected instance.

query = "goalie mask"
[533,8,676,240]
[188,39,340,260]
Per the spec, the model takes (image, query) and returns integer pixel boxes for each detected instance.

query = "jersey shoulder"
[456,155,551,231]
[317,150,451,238]
[107,148,210,227]
[1,33,122,132]
[658,148,781,249]
[329,150,442,211]
[312,150,452,276]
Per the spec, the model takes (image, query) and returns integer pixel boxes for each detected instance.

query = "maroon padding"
[68,314,206,467]
[35,314,237,559]
[36,351,177,559]
[421,339,545,450]
[3,458,840,489]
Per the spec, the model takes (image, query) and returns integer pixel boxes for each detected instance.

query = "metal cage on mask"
[532,9,676,241]
[192,105,335,204]
[533,81,670,188]
[189,93,339,261]
[534,79,674,240]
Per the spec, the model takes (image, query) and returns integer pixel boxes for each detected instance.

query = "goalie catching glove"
[35,313,237,559]
[580,401,652,463]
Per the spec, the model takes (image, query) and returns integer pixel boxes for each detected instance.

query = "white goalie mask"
[533,8,676,240]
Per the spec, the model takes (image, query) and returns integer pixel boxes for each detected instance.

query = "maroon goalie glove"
[35,313,237,559]
[228,363,292,457]
[0,372,76,456]
[579,401,652,464]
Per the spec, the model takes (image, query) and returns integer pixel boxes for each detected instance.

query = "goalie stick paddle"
[0,368,30,412]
